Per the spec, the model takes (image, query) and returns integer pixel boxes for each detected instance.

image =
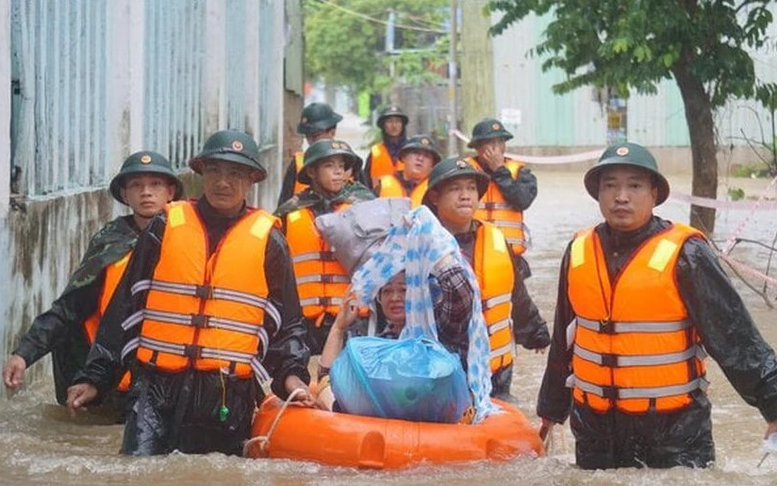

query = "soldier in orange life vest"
[537,142,777,469]
[465,118,547,349]
[422,157,550,399]
[276,102,344,208]
[66,130,316,456]
[375,134,441,208]
[362,105,408,189]
[2,151,182,417]
[275,139,375,355]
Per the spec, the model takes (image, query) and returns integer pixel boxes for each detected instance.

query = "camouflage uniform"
[13,216,138,409]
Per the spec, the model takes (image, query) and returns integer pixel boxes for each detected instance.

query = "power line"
[314,0,447,34]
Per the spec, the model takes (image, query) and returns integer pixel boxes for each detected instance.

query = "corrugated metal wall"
[491,9,777,148]
[9,0,285,200]
[11,0,111,195]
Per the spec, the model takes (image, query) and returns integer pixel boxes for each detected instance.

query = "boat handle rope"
[242,388,308,457]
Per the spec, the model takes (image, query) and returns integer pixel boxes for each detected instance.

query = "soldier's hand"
[66,383,98,417]
[538,417,555,442]
[284,375,324,409]
[480,144,505,171]
[3,354,27,392]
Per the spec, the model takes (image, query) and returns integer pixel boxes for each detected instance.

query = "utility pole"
[447,0,458,156]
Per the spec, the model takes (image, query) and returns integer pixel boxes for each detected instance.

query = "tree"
[487,0,774,233]
[304,0,449,99]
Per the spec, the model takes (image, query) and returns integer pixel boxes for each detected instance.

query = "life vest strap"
[295,274,350,285]
[300,296,344,308]
[138,336,256,364]
[489,343,514,360]
[490,220,525,230]
[571,375,709,400]
[479,202,513,210]
[574,343,703,367]
[576,317,692,334]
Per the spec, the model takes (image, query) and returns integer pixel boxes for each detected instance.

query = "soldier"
[3,152,183,416]
[275,139,374,355]
[465,118,547,354]
[374,134,441,208]
[423,157,550,399]
[67,130,315,455]
[276,102,344,208]
[363,105,409,189]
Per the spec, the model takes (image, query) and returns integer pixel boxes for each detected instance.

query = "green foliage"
[727,186,745,200]
[304,0,449,94]
[486,0,773,107]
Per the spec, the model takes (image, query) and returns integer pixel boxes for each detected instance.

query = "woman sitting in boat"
[314,199,497,423]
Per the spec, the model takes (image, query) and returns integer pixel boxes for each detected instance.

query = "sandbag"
[330,336,471,423]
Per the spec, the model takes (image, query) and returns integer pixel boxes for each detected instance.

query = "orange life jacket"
[82,252,132,392]
[377,174,428,208]
[566,223,708,414]
[369,143,403,188]
[126,201,279,381]
[285,206,352,324]
[292,151,307,195]
[472,222,516,373]
[466,157,528,256]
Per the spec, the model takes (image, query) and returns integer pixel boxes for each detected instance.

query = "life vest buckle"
[600,353,618,367]
[320,275,337,283]
[599,319,614,334]
[601,385,618,400]
[191,314,211,328]
[320,251,336,261]
[195,284,214,299]
[184,344,203,359]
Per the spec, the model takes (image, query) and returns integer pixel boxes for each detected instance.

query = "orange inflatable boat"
[245,397,544,469]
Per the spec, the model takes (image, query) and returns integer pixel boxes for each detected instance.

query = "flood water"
[2,170,776,485]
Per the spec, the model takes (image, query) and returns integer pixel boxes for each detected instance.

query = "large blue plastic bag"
[330,336,471,423]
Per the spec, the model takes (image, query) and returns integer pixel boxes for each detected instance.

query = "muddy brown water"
[2,171,776,485]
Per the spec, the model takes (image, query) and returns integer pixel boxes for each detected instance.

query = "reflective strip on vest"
[139,336,255,364]
[121,337,140,361]
[295,274,351,285]
[488,318,511,336]
[571,375,709,400]
[292,251,335,264]
[251,356,271,384]
[136,278,281,329]
[490,343,513,360]
[299,296,344,307]
[479,202,513,211]
[490,220,525,230]
[576,317,692,334]
[483,292,511,311]
[574,343,703,367]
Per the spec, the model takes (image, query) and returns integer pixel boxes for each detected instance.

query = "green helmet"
[109,151,184,205]
[399,134,441,165]
[584,142,670,205]
[298,139,362,185]
[189,130,267,182]
[468,118,513,148]
[377,105,409,128]
[421,156,489,208]
[297,103,343,135]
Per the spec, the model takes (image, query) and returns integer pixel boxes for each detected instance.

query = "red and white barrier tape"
[717,252,777,288]
[450,129,604,165]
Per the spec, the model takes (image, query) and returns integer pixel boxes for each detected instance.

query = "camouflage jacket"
[13,215,138,404]
[274,181,375,220]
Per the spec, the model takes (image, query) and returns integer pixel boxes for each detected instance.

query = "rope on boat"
[242,388,307,457]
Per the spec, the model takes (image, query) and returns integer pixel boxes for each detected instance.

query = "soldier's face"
[597,165,657,232]
[475,137,506,158]
[201,160,253,216]
[121,174,176,219]
[308,155,347,195]
[383,117,404,137]
[402,149,435,182]
[428,176,479,229]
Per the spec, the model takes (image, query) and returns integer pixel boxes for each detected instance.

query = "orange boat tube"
[246,397,544,469]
